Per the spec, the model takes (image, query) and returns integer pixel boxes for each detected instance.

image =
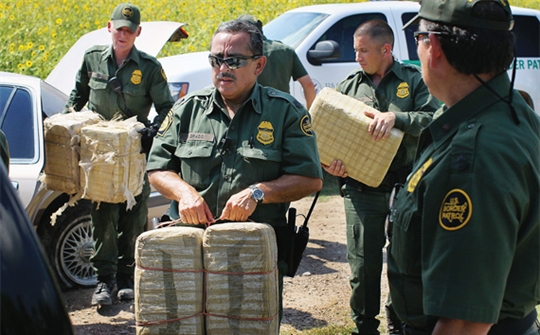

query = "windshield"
[263,12,329,49]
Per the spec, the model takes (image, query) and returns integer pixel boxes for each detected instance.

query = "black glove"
[140,123,159,155]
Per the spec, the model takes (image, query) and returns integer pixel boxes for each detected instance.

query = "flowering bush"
[1,0,537,79]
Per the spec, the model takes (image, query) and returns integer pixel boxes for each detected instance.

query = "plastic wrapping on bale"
[42,110,102,194]
[310,87,404,187]
[135,227,205,335]
[79,116,145,208]
[203,222,279,335]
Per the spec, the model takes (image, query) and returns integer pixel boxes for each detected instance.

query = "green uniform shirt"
[147,84,323,226]
[257,37,308,93]
[335,60,439,189]
[66,44,174,125]
[388,73,540,327]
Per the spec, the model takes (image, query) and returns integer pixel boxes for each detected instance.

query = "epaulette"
[85,45,108,55]
[265,87,305,110]
[177,86,213,106]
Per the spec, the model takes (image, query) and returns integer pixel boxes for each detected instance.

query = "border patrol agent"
[146,20,323,324]
[237,14,316,110]
[64,3,174,306]
[388,0,540,334]
[323,19,439,335]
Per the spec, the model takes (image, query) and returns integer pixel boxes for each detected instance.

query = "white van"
[160,1,540,113]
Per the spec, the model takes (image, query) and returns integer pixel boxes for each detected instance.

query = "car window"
[313,13,387,64]
[402,12,420,61]
[264,12,329,49]
[513,15,540,57]
[41,81,67,118]
[0,86,36,160]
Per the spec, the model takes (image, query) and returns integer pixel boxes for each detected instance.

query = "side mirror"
[308,40,341,66]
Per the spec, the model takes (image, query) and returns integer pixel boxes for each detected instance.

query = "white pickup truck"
[159,1,540,113]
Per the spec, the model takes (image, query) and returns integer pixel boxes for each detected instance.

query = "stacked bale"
[43,111,102,194]
[79,117,145,207]
[134,222,280,335]
[135,226,205,335]
[310,87,404,187]
[203,222,279,335]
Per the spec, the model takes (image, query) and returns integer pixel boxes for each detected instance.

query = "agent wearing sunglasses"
[147,19,323,327]
[63,3,175,308]
[387,0,540,334]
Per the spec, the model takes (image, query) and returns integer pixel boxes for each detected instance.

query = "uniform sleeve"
[65,56,91,113]
[148,64,175,127]
[290,49,308,81]
[393,71,439,136]
[280,102,323,179]
[146,108,181,172]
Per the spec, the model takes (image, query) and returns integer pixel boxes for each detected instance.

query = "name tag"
[180,133,214,142]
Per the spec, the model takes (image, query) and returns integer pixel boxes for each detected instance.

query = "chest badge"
[439,189,472,231]
[396,82,410,99]
[131,69,142,85]
[256,121,274,145]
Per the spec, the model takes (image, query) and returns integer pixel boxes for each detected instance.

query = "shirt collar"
[101,45,141,65]
[206,83,263,116]
[428,72,511,142]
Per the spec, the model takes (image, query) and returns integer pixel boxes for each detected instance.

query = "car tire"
[40,200,96,289]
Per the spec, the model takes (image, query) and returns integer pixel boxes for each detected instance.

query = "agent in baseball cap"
[111,3,141,31]
[387,0,540,334]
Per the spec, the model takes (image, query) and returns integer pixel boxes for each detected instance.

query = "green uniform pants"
[343,184,396,335]
[90,176,150,277]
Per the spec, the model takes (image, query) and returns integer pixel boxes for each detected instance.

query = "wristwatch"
[249,184,265,204]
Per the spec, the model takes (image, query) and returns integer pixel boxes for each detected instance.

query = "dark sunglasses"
[208,54,261,70]
[413,31,450,45]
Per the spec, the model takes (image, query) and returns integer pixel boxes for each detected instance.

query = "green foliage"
[3,0,537,79]
[0,0,359,78]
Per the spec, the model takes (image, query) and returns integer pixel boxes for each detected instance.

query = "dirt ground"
[63,194,391,334]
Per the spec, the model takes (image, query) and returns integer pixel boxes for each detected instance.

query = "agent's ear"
[255,55,267,76]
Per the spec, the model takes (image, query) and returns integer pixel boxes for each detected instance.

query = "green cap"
[111,3,141,31]
[237,14,263,33]
[403,0,513,31]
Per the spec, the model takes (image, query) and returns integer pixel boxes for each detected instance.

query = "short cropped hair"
[354,19,395,49]
[211,20,264,56]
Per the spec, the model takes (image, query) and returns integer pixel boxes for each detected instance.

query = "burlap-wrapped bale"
[203,222,279,335]
[135,226,205,335]
[310,87,404,187]
[79,117,145,207]
[42,111,102,194]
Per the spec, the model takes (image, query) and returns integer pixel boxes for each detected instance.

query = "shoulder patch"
[300,115,313,136]
[157,109,173,136]
[439,189,472,231]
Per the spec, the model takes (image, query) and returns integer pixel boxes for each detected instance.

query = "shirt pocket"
[123,84,151,115]
[88,78,109,104]
[238,145,282,183]
[174,142,214,189]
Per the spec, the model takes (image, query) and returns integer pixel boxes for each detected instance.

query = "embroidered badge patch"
[439,189,472,231]
[131,69,142,85]
[407,157,432,192]
[161,68,167,81]
[300,115,313,136]
[396,82,410,99]
[157,109,173,136]
[256,121,274,145]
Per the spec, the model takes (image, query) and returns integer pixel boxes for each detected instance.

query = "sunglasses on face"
[413,31,450,45]
[208,54,261,70]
